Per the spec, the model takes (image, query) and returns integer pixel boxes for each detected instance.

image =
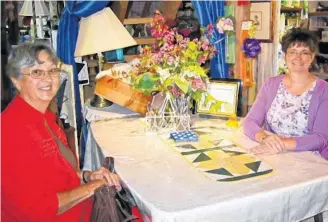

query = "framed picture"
[197,79,241,117]
[250,2,272,42]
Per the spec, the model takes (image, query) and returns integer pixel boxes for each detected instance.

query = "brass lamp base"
[90,95,113,108]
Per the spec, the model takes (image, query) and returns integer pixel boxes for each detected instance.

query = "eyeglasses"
[22,68,61,79]
[286,50,312,58]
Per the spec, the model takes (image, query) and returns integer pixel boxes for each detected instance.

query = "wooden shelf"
[313,72,328,80]
[124,54,139,62]
[317,53,328,59]
[280,6,303,12]
[134,37,156,45]
[311,26,328,29]
[308,11,328,17]
[123,17,153,25]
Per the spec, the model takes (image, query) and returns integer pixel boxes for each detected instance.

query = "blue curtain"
[57,0,109,133]
[192,0,228,78]
[57,1,109,167]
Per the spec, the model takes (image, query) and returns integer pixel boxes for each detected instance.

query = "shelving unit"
[110,1,182,62]
[308,5,328,78]
[279,5,303,31]
[308,11,328,16]
[277,3,304,75]
[309,10,328,31]
[280,6,303,12]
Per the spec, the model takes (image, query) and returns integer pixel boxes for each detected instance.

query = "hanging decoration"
[243,39,261,58]
[216,11,235,64]
[240,21,261,88]
[216,17,234,34]
[224,5,236,64]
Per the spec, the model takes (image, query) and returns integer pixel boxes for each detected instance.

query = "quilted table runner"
[161,125,273,182]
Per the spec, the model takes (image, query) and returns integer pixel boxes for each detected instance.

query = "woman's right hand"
[260,134,286,153]
[250,134,286,155]
[87,168,121,191]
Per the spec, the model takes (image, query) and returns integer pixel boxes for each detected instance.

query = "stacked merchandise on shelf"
[278,0,309,75]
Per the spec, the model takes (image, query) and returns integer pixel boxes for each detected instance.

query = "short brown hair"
[281,28,319,54]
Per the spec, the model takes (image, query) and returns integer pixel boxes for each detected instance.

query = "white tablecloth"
[82,104,138,171]
[90,117,328,222]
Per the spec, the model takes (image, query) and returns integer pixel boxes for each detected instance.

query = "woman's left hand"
[89,167,121,190]
[249,144,282,156]
[250,135,287,155]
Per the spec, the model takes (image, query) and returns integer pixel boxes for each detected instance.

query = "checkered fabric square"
[170,131,199,142]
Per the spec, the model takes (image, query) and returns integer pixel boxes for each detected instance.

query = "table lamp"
[74,7,137,107]
[19,0,50,40]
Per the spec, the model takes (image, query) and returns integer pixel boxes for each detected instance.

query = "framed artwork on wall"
[197,79,241,117]
[250,2,273,42]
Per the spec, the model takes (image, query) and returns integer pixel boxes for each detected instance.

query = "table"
[82,104,138,171]
[90,116,328,222]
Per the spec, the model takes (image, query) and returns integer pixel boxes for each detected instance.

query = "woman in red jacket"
[1,43,121,221]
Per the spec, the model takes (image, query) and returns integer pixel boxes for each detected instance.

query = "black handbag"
[91,185,122,222]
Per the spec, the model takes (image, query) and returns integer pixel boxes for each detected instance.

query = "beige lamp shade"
[74,7,137,57]
[19,0,50,16]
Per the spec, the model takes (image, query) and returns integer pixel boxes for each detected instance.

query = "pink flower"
[216,18,234,34]
[207,24,214,37]
[167,56,175,65]
[201,39,210,51]
[198,54,207,64]
[170,86,182,97]
[180,28,192,37]
[191,78,206,91]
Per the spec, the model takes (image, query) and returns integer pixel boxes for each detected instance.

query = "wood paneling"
[123,17,153,25]
[229,2,250,116]
[111,1,129,22]
[162,1,181,19]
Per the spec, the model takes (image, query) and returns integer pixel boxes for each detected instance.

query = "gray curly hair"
[6,43,59,80]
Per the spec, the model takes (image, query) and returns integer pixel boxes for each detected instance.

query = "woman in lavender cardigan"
[244,28,328,160]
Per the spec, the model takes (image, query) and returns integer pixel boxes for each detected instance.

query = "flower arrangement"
[216,17,235,34]
[214,16,236,64]
[129,10,224,113]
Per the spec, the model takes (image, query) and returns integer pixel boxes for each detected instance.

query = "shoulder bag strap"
[44,121,77,170]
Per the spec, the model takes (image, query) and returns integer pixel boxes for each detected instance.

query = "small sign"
[241,21,253,30]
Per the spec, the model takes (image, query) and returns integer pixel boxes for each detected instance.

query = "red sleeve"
[1,129,59,222]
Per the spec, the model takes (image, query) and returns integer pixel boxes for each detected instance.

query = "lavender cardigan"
[244,75,328,160]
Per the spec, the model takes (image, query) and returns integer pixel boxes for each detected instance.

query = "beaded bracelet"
[82,171,88,183]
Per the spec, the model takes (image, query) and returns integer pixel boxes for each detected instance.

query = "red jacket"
[1,96,92,222]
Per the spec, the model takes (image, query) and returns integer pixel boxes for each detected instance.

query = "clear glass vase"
[146,93,191,134]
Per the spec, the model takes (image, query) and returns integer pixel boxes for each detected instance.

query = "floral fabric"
[267,81,316,138]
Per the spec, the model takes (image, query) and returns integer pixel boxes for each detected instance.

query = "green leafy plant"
[128,11,225,111]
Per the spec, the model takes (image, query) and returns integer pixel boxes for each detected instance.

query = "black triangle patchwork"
[206,168,233,176]
[193,153,211,162]
[176,144,197,149]
[245,161,262,172]
[223,150,245,156]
